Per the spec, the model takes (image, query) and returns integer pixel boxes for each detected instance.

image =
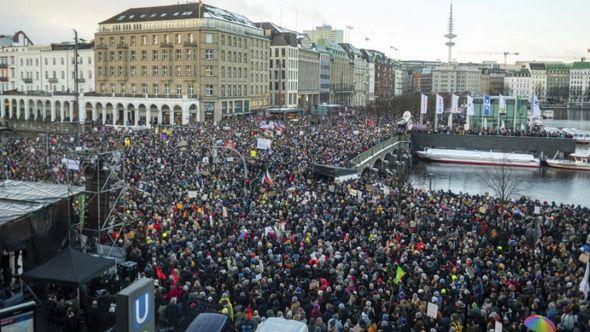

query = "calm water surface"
[410,119,590,206]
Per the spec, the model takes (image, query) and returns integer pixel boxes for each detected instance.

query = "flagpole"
[513,96,517,132]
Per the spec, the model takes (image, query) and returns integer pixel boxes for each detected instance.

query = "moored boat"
[547,153,590,171]
[416,148,540,168]
[573,131,590,144]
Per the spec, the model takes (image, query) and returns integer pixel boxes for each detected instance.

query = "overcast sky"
[2,0,589,63]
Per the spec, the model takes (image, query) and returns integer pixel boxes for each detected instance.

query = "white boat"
[547,153,590,171]
[416,148,540,168]
[542,110,555,119]
[573,131,590,144]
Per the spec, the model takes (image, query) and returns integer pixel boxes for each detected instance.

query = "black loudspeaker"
[84,164,111,233]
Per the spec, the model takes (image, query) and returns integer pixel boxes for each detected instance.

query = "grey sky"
[2,0,589,63]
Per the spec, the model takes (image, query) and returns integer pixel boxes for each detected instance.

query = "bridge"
[349,136,411,174]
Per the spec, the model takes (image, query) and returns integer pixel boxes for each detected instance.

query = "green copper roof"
[572,62,590,70]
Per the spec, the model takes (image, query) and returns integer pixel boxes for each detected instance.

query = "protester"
[2,111,589,332]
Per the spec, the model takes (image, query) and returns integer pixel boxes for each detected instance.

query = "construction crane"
[459,51,519,65]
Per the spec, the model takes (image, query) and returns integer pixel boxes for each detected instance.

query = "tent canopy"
[22,247,115,286]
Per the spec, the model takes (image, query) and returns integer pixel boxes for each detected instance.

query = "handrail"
[350,135,409,168]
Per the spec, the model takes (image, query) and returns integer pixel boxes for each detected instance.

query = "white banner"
[466,95,474,116]
[451,94,459,113]
[64,158,80,171]
[436,94,444,114]
[427,302,438,319]
[260,121,275,129]
[256,138,272,150]
[532,95,541,118]
[420,94,428,114]
[499,94,507,111]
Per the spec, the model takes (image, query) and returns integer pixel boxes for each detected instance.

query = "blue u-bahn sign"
[116,278,155,332]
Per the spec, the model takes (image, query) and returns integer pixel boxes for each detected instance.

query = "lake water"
[410,118,590,206]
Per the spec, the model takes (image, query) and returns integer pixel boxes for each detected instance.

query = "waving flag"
[466,95,474,116]
[261,170,273,186]
[436,95,444,114]
[483,95,491,116]
[394,265,406,285]
[451,94,459,113]
[420,94,428,114]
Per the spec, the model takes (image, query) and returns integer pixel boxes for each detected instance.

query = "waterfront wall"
[410,132,577,157]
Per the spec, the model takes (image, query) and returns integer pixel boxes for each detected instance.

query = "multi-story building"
[303,25,344,44]
[432,64,481,95]
[257,22,299,108]
[392,61,410,96]
[504,69,532,99]
[315,39,353,106]
[546,63,570,105]
[362,52,375,104]
[0,42,95,94]
[363,49,393,100]
[569,62,590,106]
[527,63,547,102]
[95,2,269,122]
[480,68,506,96]
[297,36,320,110]
[315,44,332,104]
[340,43,367,107]
[419,68,433,94]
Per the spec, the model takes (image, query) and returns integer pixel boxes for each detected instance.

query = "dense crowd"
[2,112,590,332]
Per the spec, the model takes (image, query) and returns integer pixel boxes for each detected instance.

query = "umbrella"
[524,315,556,332]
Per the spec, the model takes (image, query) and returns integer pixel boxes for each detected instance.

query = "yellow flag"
[250,150,257,158]
[394,266,406,285]
[124,137,131,147]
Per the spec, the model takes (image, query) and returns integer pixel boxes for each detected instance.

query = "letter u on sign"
[132,292,152,330]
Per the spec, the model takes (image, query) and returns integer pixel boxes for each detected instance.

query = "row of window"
[19,70,92,80]
[97,49,214,62]
[97,65,251,79]
[20,56,92,67]
[96,82,268,97]
[99,32,269,50]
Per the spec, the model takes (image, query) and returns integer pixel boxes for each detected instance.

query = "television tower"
[444,2,457,63]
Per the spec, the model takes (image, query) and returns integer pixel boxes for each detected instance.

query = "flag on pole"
[483,95,491,116]
[394,265,406,285]
[581,261,590,299]
[420,94,428,114]
[436,94,444,114]
[499,94,507,113]
[261,170,273,186]
[466,95,474,116]
[451,94,459,113]
[531,95,541,118]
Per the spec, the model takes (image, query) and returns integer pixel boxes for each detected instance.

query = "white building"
[392,61,409,96]
[527,63,547,102]
[504,69,532,99]
[1,42,95,94]
[432,64,481,95]
[569,62,590,106]
[365,59,375,104]
[303,25,344,44]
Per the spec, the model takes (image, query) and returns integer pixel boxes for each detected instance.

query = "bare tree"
[479,158,530,202]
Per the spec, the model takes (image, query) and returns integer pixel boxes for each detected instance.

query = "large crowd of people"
[2,111,589,332]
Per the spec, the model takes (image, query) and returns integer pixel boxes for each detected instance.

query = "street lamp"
[428,172,434,191]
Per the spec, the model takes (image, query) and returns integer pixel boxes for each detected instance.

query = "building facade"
[303,25,344,44]
[480,68,506,96]
[95,3,269,122]
[569,62,590,106]
[432,64,481,95]
[315,44,332,104]
[546,63,570,105]
[504,69,532,99]
[316,39,353,106]
[340,43,367,107]
[297,36,320,110]
[0,43,95,94]
[527,63,547,102]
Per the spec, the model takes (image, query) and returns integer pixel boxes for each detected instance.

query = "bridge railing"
[349,135,410,169]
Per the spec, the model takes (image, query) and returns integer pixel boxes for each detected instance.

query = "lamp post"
[428,172,434,191]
